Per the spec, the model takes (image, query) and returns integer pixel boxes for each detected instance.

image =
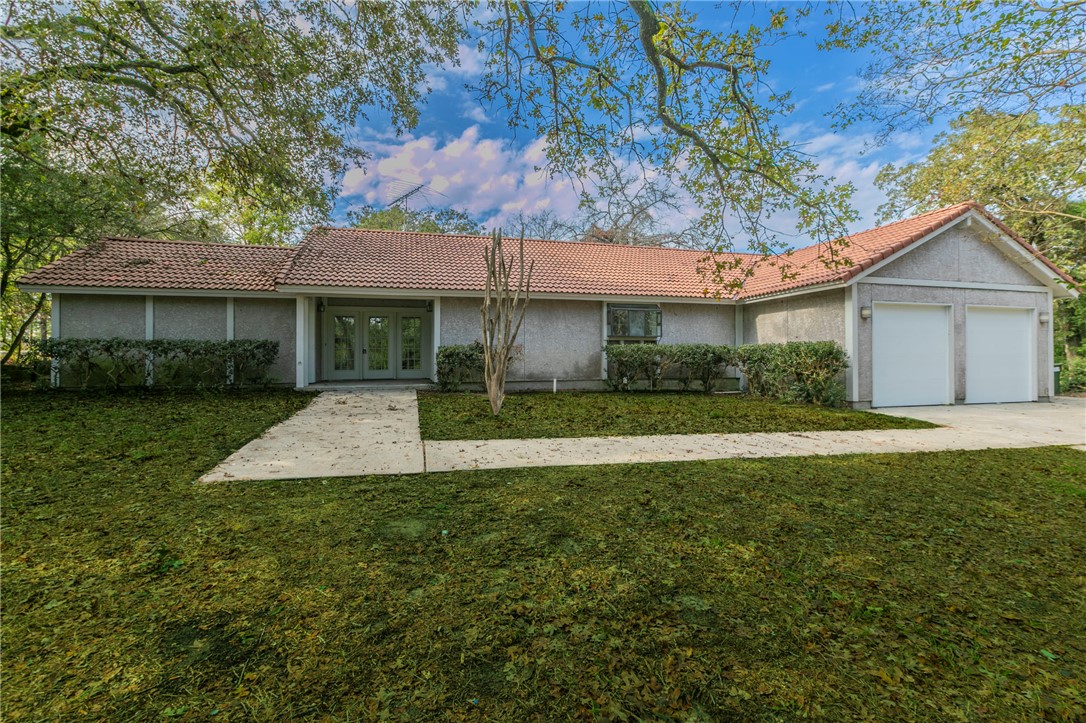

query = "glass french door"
[362,313,394,379]
[324,307,429,380]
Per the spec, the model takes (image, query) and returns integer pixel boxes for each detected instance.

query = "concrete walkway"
[425,397,1085,472]
[201,392,1085,482]
[199,389,424,482]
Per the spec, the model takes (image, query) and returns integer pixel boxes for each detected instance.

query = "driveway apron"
[200,389,423,482]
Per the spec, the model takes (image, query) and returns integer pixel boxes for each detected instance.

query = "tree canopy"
[876,107,1086,262]
[475,1,858,254]
[826,0,1086,141]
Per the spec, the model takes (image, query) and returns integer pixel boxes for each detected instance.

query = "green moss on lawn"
[418,391,937,440]
[2,391,1084,720]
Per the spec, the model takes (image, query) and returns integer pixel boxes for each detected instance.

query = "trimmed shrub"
[31,338,280,389]
[735,341,849,406]
[436,342,484,392]
[605,343,736,392]
[1063,357,1086,392]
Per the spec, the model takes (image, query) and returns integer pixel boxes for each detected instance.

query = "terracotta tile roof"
[735,201,1076,299]
[18,203,1074,299]
[278,227,742,299]
[17,237,295,293]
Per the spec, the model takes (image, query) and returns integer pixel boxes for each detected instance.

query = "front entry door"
[324,307,429,381]
[361,312,394,379]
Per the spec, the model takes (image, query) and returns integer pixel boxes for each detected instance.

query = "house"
[17,202,1078,407]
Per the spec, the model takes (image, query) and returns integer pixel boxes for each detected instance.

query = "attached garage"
[871,303,952,407]
[965,306,1034,403]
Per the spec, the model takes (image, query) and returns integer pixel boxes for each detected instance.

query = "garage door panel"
[966,307,1032,403]
[872,303,951,407]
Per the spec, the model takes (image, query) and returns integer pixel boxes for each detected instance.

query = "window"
[607,304,662,343]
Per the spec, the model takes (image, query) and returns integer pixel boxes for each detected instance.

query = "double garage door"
[871,303,1034,407]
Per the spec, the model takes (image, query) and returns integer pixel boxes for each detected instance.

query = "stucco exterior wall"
[517,299,602,380]
[438,296,603,381]
[153,297,226,340]
[438,297,481,347]
[742,289,845,346]
[59,293,145,339]
[659,303,734,345]
[855,283,1051,403]
[234,298,296,384]
[871,223,1040,286]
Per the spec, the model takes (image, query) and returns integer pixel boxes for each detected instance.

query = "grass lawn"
[418,391,937,440]
[3,391,1085,721]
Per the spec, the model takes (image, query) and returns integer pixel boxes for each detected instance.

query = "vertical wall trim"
[295,296,307,389]
[50,294,61,387]
[431,297,442,382]
[600,301,608,379]
[1046,289,1054,398]
[843,286,856,402]
[145,296,154,339]
[145,296,155,387]
[225,297,235,385]
[306,297,318,384]
[226,297,235,340]
[735,304,745,345]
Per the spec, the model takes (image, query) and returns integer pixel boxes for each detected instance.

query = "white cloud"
[340,127,584,227]
[814,82,836,93]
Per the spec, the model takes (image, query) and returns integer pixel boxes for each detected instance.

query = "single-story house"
[18,202,1078,407]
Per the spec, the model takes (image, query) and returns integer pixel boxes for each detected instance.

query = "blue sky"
[333,3,945,245]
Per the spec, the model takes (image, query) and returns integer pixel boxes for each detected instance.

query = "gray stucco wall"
[59,293,145,339]
[153,297,226,340]
[660,303,734,345]
[741,289,846,346]
[872,223,1040,286]
[440,297,735,381]
[439,296,602,381]
[234,298,296,384]
[855,283,1051,403]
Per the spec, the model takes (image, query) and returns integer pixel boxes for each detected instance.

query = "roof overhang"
[273,284,735,305]
[17,285,284,298]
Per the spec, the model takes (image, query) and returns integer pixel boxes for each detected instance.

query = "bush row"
[736,341,848,406]
[605,343,737,392]
[31,337,280,389]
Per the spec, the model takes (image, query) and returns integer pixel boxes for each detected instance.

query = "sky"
[332,3,945,248]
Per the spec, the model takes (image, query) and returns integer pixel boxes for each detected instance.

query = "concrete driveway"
[201,393,1085,481]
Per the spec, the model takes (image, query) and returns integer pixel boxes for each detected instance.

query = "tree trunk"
[2,293,46,365]
[480,230,533,416]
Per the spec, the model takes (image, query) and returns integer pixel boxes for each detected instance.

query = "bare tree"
[480,230,534,416]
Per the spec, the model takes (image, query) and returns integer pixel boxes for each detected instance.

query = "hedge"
[435,342,485,392]
[31,337,280,389]
[734,341,848,406]
[605,343,737,393]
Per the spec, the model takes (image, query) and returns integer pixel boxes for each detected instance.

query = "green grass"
[3,391,1084,721]
[418,391,938,440]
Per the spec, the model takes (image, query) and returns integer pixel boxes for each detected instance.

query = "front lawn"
[3,391,1084,720]
[418,390,937,440]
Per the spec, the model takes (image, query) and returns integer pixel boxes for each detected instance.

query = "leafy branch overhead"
[475,1,859,257]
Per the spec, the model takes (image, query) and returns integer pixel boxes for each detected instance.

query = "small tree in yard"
[481,230,533,416]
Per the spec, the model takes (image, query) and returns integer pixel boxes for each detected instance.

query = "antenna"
[389,184,426,207]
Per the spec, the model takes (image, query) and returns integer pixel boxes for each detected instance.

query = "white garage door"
[966,306,1034,403]
[872,303,951,407]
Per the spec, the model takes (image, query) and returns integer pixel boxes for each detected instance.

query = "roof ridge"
[311,225,759,256]
[101,235,295,251]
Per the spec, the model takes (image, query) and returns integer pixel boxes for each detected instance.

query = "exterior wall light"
[860,306,872,319]
[1039,312,1051,323]
[316,301,325,313]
